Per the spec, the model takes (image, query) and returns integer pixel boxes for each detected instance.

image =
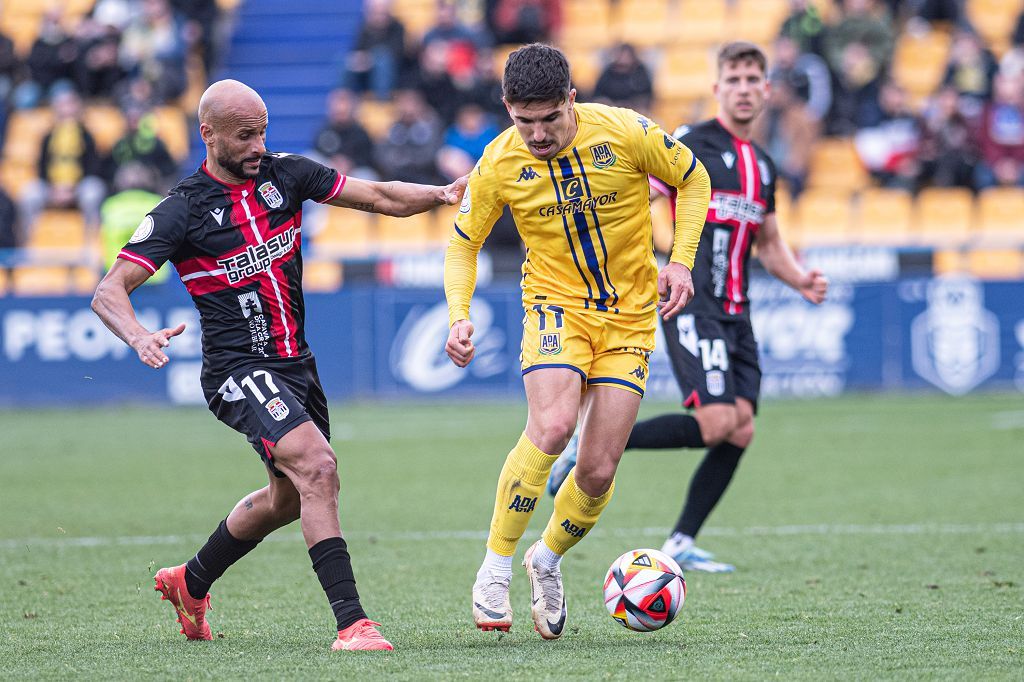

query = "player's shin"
[184,518,261,599]
[309,536,367,631]
[541,473,615,558]
[485,432,559,558]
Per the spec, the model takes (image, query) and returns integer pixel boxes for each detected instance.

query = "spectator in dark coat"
[593,44,653,114]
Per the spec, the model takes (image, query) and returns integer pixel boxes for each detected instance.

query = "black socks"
[626,413,706,450]
[675,442,746,537]
[185,519,262,599]
[309,536,367,631]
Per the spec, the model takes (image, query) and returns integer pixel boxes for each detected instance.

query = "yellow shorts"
[520,304,656,396]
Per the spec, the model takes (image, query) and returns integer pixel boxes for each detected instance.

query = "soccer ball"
[603,548,686,632]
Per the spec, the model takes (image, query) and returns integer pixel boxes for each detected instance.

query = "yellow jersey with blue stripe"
[446,102,709,324]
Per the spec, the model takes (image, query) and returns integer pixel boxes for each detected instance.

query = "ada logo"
[590,142,617,168]
[539,332,562,355]
[237,291,262,318]
[560,519,587,538]
[507,495,537,513]
[911,276,999,395]
[128,215,154,244]
[265,396,290,421]
[258,181,284,209]
[706,370,725,396]
[559,176,584,200]
[517,166,540,182]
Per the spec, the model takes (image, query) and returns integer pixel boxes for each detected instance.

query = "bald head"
[199,80,269,183]
[198,79,267,128]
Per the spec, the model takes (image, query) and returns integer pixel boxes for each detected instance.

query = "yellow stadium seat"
[11,264,72,296]
[432,202,460,243]
[656,47,716,103]
[392,0,435,37]
[773,185,799,247]
[71,265,99,294]
[794,189,854,246]
[28,209,87,251]
[914,187,974,247]
[0,266,8,295]
[966,248,1024,279]
[734,0,790,44]
[892,31,951,106]
[358,100,396,142]
[303,260,343,292]
[4,109,53,168]
[0,15,40,53]
[376,211,437,252]
[806,137,869,192]
[560,0,612,48]
[932,249,966,276]
[617,0,672,47]
[314,208,374,258]
[83,105,127,153]
[152,106,190,160]
[678,0,728,47]
[976,187,1024,244]
[856,188,913,245]
[562,47,602,94]
[1,160,37,197]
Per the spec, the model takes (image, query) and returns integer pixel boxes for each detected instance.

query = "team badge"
[721,151,736,169]
[128,215,154,244]
[706,370,725,397]
[258,181,284,209]
[266,396,290,421]
[539,332,562,355]
[590,142,617,169]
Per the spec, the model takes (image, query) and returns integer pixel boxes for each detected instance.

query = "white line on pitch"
[1,522,1022,551]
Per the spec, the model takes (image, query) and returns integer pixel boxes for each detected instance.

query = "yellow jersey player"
[443,44,711,639]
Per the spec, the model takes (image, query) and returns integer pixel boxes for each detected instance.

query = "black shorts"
[203,356,331,477]
[662,314,761,413]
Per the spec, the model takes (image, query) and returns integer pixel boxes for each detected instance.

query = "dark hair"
[502,43,571,105]
[717,41,768,75]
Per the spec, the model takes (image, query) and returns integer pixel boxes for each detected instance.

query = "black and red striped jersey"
[653,118,776,320]
[118,152,345,376]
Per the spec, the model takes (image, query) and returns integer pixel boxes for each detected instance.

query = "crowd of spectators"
[321,0,1024,208]
[0,0,227,250]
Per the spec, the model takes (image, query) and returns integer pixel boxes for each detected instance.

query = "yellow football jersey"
[447,102,707,322]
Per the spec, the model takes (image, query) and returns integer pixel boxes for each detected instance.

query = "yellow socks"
[541,473,615,556]
[486,433,559,556]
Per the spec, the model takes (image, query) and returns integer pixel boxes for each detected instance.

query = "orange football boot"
[153,564,212,641]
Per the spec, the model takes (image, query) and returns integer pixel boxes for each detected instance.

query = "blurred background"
[0,0,1022,406]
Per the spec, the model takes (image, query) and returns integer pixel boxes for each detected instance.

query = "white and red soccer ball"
[604,548,686,632]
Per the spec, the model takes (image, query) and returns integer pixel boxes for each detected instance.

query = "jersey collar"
[201,161,256,191]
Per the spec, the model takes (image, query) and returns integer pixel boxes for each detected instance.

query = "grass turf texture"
[1,394,1022,680]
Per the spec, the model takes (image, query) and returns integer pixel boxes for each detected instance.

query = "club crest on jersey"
[258,181,284,209]
[706,370,725,397]
[265,396,290,421]
[128,215,154,244]
[590,142,617,168]
[517,166,540,182]
[721,151,736,169]
[237,291,262,318]
[539,332,562,355]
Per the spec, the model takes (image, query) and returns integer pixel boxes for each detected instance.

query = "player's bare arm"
[755,213,828,304]
[445,319,476,367]
[327,175,467,217]
[92,259,187,369]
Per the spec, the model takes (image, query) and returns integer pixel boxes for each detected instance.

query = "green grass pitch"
[2,394,1022,680]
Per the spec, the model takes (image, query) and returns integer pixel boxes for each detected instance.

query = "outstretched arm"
[92,259,186,369]
[755,213,828,304]
[326,175,467,217]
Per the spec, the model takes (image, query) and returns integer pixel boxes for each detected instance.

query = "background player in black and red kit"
[92,79,466,651]
[548,42,828,572]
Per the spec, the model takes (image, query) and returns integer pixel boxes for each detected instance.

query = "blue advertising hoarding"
[1,276,1022,407]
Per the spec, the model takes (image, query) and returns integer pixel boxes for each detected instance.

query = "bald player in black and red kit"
[549,42,828,572]
[92,79,466,651]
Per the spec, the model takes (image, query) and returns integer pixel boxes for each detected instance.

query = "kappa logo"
[539,332,562,355]
[265,396,290,421]
[560,519,587,538]
[517,166,541,182]
[559,176,584,200]
[237,291,262,319]
[210,207,225,225]
[258,181,284,209]
[721,151,736,169]
[629,365,646,381]
[507,495,537,513]
[590,142,617,168]
[637,116,650,135]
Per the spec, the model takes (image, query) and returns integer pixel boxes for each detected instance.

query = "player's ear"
[502,97,513,120]
[199,120,215,146]
[567,89,577,110]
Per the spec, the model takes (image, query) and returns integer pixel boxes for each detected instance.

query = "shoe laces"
[533,564,563,614]
[341,619,383,640]
[476,571,511,609]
